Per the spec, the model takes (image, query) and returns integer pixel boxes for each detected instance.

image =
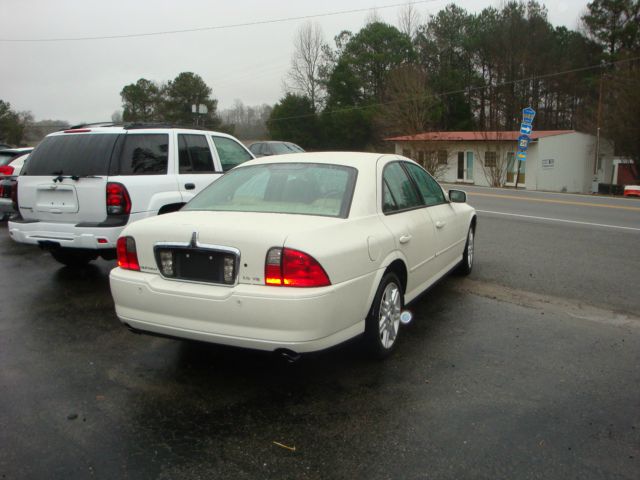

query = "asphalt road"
[445,184,640,314]
[1,189,639,479]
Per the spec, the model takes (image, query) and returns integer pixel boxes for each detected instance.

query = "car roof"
[242,151,400,171]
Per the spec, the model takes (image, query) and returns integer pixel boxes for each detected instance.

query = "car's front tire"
[364,272,403,358]
[50,249,97,268]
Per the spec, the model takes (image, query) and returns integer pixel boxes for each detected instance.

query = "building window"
[402,148,412,159]
[484,151,497,168]
[418,150,425,163]
[437,150,448,165]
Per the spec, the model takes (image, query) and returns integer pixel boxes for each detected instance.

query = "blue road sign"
[520,123,533,135]
[517,151,527,162]
[518,135,529,150]
[522,107,536,125]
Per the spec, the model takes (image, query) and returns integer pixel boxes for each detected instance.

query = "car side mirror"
[449,189,467,203]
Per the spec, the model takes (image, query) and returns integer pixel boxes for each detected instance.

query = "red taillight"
[11,179,18,210]
[0,165,14,175]
[265,247,330,287]
[116,236,140,271]
[106,182,131,215]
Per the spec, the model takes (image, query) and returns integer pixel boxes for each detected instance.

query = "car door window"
[211,136,253,172]
[178,134,215,173]
[249,143,262,155]
[260,143,271,156]
[382,162,423,214]
[404,162,446,206]
[116,134,168,175]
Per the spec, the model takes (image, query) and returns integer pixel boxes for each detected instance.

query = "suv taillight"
[117,236,140,271]
[0,165,14,175]
[11,178,19,211]
[265,247,330,287]
[107,182,131,215]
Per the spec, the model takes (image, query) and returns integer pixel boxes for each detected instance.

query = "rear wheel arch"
[384,259,408,295]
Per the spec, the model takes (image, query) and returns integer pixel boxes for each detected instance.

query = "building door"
[466,152,474,181]
[457,151,474,181]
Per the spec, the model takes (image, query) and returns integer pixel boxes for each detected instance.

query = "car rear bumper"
[8,213,147,249]
[109,267,376,353]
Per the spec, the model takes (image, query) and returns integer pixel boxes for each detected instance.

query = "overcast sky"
[1,0,590,124]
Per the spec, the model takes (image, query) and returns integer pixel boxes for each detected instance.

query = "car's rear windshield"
[24,134,120,176]
[184,163,357,218]
[271,143,301,155]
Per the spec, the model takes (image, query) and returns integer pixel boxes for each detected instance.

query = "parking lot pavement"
[1,218,639,480]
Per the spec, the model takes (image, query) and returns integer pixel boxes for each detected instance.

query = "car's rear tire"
[50,249,97,267]
[455,225,475,276]
[364,272,403,359]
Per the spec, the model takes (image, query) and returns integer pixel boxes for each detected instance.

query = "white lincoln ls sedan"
[109,152,476,358]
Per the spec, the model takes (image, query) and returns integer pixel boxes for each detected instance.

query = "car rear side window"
[115,134,168,175]
[23,134,120,176]
[211,136,253,172]
[178,134,215,173]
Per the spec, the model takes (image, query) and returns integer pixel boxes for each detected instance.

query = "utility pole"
[594,75,604,176]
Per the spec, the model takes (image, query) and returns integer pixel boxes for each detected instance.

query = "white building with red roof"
[386,130,614,193]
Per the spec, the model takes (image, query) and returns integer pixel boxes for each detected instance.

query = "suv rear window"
[113,134,168,175]
[24,134,120,176]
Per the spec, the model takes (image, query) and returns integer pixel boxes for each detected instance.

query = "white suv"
[9,125,254,266]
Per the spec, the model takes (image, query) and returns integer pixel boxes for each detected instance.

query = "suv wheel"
[50,249,97,267]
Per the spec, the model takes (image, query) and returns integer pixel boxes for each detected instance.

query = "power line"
[0,0,441,43]
[25,56,640,129]
[268,56,640,123]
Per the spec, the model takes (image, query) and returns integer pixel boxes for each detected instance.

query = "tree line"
[269,0,639,170]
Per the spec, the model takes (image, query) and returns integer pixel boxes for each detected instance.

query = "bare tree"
[285,21,325,110]
[398,2,421,39]
[474,131,516,187]
[420,150,449,180]
[379,65,441,136]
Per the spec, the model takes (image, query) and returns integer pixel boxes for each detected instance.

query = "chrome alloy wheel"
[467,228,474,269]
[379,282,401,349]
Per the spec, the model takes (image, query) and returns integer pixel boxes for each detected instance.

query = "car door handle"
[185,183,195,190]
[435,221,446,229]
[399,234,412,244]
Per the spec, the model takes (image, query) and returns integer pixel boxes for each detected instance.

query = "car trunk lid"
[129,211,341,286]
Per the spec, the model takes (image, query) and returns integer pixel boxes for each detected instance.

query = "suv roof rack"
[123,122,213,131]
[68,122,123,129]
